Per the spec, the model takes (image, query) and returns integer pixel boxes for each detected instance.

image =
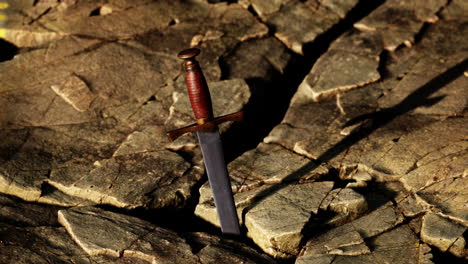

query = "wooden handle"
[178,48,214,123]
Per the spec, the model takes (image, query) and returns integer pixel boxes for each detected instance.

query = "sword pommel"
[166,48,244,141]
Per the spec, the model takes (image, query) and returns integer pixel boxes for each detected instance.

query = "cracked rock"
[228,143,328,192]
[50,74,97,113]
[298,48,381,101]
[2,0,468,262]
[320,188,368,222]
[0,224,97,264]
[379,56,468,116]
[416,174,468,226]
[440,0,468,21]
[197,182,283,228]
[299,0,450,101]
[297,207,424,264]
[185,232,275,264]
[298,229,371,260]
[47,126,193,209]
[197,180,334,258]
[5,0,267,54]
[397,194,426,218]
[1,0,259,209]
[354,0,447,51]
[243,181,334,257]
[0,194,60,227]
[345,202,405,238]
[421,212,467,258]
[0,195,150,263]
[196,143,332,257]
[241,0,359,54]
[223,37,292,80]
[58,206,274,263]
[49,151,190,208]
[266,14,468,185]
[58,206,198,262]
[133,1,268,81]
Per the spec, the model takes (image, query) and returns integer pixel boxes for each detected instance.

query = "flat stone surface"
[185,232,275,264]
[299,0,449,101]
[0,0,259,209]
[0,193,60,227]
[0,196,154,263]
[195,143,329,233]
[320,188,368,220]
[416,175,468,225]
[297,214,428,264]
[228,143,328,192]
[58,206,274,263]
[223,37,292,80]
[440,0,468,20]
[379,56,468,116]
[354,0,447,51]
[241,0,359,54]
[58,206,198,262]
[265,2,467,260]
[298,48,381,101]
[197,181,335,258]
[0,224,95,264]
[266,85,429,177]
[243,182,334,257]
[298,228,371,258]
[196,183,271,227]
[420,212,467,258]
[266,12,468,179]
[49,146,191,209]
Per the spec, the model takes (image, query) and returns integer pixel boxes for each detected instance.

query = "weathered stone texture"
[0,194,60,227]
[261,1,467,261]
[354,0,447,50]
[240,0,359,54]
[196,180,336,258]
[0,224,95,264]
[58,206,274,263]
[227,143,328,192]
[1,0,467,263]
[298,48,381,101]
[186,232,275,264]
[320,187,368,221]
[297,209,430,264]
[58,206,199,262]
[266,18,467,182]
[379,56,468,116]
[0,0,261,209]
[244,181,334,257]
[421,212,467,258]
[195,142,342,258]
[223,37,292,80]
[299,0,450,101]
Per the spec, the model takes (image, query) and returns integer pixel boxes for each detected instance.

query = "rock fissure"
[1,0,467,263]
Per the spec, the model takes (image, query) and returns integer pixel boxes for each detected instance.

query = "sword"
[167,48,242,235]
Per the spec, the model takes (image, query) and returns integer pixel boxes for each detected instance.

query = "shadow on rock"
[242,58,468,218]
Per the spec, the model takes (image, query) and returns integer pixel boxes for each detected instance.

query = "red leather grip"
[185,62,214,121]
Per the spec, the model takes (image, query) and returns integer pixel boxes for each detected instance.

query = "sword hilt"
[178,48,214,124]
[166,48,243,141]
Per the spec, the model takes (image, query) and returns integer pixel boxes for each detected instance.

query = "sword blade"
[197,129,240,235]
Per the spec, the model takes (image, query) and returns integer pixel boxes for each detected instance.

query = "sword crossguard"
[166,48,244,141]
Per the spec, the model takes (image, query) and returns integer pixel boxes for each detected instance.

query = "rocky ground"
[0,0,467,263]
